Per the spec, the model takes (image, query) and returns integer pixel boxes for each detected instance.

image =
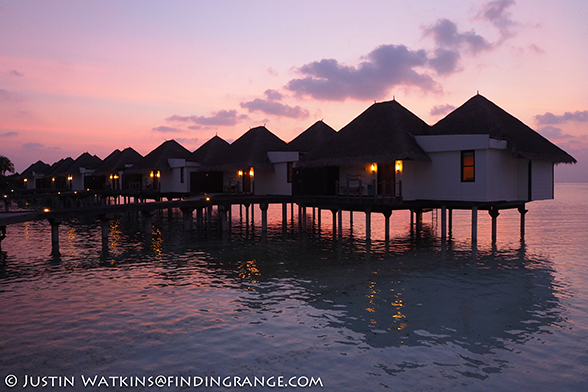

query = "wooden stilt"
[489,206,500,243]
[441,205,447,241]
[471,206,478,244]
[181,208,194,232]
[365,206,371,242]
[50,218,61,256]
[260,203,268,232]
[331,209,337,237]
[338,207,343,238]
[518,205,528,240]
[383,210,392,243]
[282,202,287,232]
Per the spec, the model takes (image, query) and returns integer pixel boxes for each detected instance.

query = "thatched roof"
[300,100,431,167]
[94,147,143,175]
[46,157,75,178]
[20,160,51,178]
[206,126,288,170]
[286,120,337,153]
[68,152,102,174]
[431,94,576,164]
[129,140,194,172]
[192,135,230,166]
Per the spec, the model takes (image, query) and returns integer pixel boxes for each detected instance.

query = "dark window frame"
[461,150,475,182]
[287,162,293,183]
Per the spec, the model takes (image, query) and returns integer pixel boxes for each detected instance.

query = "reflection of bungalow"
[299,99,430,198]
[205,126,292,195]
[190,135,230,194]
[20,160,51,189]
[299,95,575,203]
[65,152,103,191]
[93,147,143,190]
[45,157,75,190]
[129,140,197,193]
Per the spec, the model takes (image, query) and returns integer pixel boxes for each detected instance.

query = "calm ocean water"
[1,183,587,391]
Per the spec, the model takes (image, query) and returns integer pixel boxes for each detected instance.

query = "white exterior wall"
[532,160,553,200]
[254,163,292,195]
[406,134,554,202]
[158,159,199,193]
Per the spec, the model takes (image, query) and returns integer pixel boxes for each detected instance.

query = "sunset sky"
[1,0,587,180]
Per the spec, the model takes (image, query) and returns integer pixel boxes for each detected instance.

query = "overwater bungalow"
[129,140,197,193]
[298,99,430,198]
[93,147,143,190]
[20,160,51,190]
[190,135,230,194]
[45,157,75,190]
[204,126,293,195]
[298,94,575,206]
[417,94,576,203]
[65,152,103,191]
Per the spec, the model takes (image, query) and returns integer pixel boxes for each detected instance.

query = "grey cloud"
[430,104,456,116]
[240,98,309,119]
[166,109,248,126]
[286,44,439,101]
[264,89,283,101]
[0,89,23,102]
[0,131,18,137]
[175,137,200,145]
[535,111,588,125]
[22,142,44,149]
[477,0,517,41]
[428,49,461,75]
[152,126,182,133]
[9,70,24,77]
[422,19,492,54]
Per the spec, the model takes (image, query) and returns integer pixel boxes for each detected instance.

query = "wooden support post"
[301,204,307,232]
[282,202,287,231]
[383,210,392,243]
[100,214,113,250]
[338,207,343,238]
[317,208,321,232]
[206,205,213,232]
[291,203,294,225]
[260,203,268,232]
[365,206,372,242]
[416,209,423,234]
[0,225,6,251]
[331,209,337,237]
[518,205,528,240]
[448,208,453,237]
[49,218,62,256]
[471,206,478,244]
[227,205,232,231]
[196,208,204,230]
[218,205,228,232]
[441,205,447,241]
[251,203,255,227]
[244,203,250,228]
[350,210,353,225]
[489,206,500,243]
[181,208,194,232]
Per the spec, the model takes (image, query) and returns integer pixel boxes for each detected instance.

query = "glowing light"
[206,197,210,201]
[395,160,403,173]
[67,175,73,181]
[249,168,254,177]
[150,171,154,178]
[113,174,119,179]
[52,177,55,182]
[24,178,28,182]
[43,208,50,212]
[238,170,243,176]
[370,163,377,173]
[109,174,113,179]
[156,171,160,178]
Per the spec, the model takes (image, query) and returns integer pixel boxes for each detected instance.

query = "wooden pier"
[1,189,528,256]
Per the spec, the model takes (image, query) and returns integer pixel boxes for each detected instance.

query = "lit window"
[461,150,475,182]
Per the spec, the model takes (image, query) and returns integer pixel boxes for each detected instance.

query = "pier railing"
[335,179,402,204]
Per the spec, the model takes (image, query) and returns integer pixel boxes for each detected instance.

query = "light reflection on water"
[1,184,587,391]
